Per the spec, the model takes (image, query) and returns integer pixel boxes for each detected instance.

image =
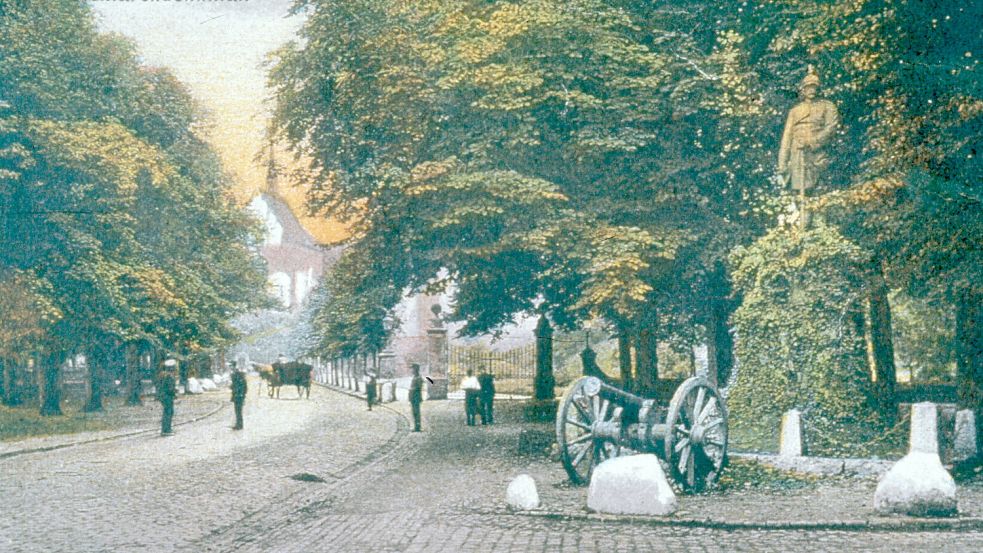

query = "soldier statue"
[230,362,247,430]
[778,65,839,224]
[156,359,178,436]
[409,363,424,432]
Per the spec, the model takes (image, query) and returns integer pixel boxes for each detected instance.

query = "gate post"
[426,306,449,400]
[534,315,555,401]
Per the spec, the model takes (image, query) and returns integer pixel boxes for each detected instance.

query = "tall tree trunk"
[125,342,142,406]
[617,325,633,392]
[84,345,104,413]
[868,262,897,418]
[39,350,64,416]
[955,287,982,449]
[634,312,658,396]
[2,356,22,406]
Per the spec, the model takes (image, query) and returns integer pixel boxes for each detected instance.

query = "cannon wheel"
[556,377,622,485]
[664,376,727,492]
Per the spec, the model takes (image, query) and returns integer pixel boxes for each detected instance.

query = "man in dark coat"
[478,372,495,425]
[231,362,247,430]
[157,359,178,436]
[409,363,423,432]
[365,371,378,411]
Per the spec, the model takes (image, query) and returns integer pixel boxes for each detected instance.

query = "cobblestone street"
[2,385,981,552]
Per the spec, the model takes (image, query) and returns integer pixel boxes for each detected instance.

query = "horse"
[255,364,282,398]
[272,361,313,399]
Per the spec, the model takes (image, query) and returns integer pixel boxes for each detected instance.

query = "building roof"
[258,192,319,249]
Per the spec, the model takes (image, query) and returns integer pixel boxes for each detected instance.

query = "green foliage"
[891,291,956,383]
[0,1,268,361]
[728,223,884,455]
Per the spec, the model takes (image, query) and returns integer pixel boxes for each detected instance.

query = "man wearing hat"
[778,65,839,195]
[157,359,178,436]
[230,361,248,430]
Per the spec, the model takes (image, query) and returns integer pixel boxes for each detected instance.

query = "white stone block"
[505,474,540,510]
[780,409,803,457]
[910,402,939,454]
[954,410,978,462]
[186,378,204,394]
[873,451,957,516]
[587,454,677,516]
[200,378,217,391]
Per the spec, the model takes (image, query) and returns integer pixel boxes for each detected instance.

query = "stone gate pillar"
[427,325,449,400]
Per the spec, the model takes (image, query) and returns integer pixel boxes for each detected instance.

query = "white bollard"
[779,409,803,457]
[954,410,978,463]
[873,402,957,516]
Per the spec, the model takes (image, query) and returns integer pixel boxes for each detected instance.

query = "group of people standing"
[154,358,248,436]
[460,369,495,426]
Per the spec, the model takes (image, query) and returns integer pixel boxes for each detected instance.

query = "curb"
[0,398,228,461]
[507,509,983,533]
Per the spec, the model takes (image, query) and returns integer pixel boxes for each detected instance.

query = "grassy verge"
[0,401,112,442]
[714,457,821,493]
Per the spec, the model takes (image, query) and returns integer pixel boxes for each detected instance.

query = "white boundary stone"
[874,402,957,516]
[587,454,677,516]
[780,409,803,458]
[506,474,540,510]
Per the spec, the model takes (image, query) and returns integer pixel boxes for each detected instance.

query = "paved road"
[0,382,400,553]
[2,386,981,552]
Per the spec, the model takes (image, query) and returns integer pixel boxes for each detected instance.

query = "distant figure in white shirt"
[461,369,481,426]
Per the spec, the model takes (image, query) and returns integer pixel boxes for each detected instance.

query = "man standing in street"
[478,371,495,425]
[409,363,423,432]
[365,371,378,411]
[231,361,247,430]
[461,369,481,426]
[157,358,177,436]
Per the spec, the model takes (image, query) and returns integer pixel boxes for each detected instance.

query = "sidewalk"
[0,390,228,459]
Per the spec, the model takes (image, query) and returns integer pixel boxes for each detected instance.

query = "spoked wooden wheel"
[556,377,622,485]
[664,376,728,492]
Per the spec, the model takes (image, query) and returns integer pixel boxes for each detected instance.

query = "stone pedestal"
[874,402,957,516]
[780,409,803,457]
[426,327,448,400]
[378,351,397,379]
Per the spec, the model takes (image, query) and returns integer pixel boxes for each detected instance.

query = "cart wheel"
[556,377,622,485]
[664,376,728,492]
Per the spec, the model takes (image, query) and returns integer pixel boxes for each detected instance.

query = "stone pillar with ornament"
[426,305,449,400]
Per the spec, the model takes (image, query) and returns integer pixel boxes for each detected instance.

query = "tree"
[0,0,270,413]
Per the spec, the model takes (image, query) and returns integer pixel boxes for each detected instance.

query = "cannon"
[555,375,728,492]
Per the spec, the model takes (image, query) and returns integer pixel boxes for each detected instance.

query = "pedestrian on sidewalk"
[365,371,377,411]
[461,369,481,426]
[478,372,495,425]
[409,364,423,432]
[157,359,178,436]
[230,362,247,430]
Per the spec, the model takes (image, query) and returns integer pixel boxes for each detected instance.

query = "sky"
[88,0,347,243]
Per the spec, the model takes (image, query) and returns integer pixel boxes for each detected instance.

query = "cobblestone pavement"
[202,397,983,552]
[0,380,400,553]
[3,387,981,552]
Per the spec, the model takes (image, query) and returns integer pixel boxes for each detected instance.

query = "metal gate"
[449,343,536,395]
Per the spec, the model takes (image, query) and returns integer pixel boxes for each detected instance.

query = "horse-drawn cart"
[556,375,728,492]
